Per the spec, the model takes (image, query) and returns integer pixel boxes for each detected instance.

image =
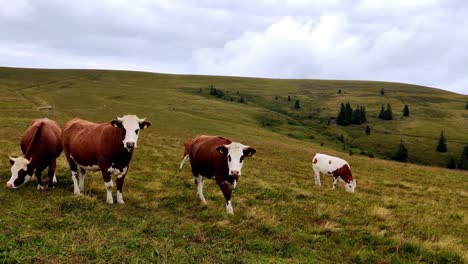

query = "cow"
[7,118,62,189]
[62,115,151,204]
[311,153,356,192]
[180,135,256,214]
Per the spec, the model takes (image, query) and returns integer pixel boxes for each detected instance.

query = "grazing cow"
[180,135,256,214]
[311,153,356,192]
[7,118,62,189]
[62,115,151,204]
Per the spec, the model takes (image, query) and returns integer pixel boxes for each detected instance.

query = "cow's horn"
[138,117,147,123]
[116,116,123,121]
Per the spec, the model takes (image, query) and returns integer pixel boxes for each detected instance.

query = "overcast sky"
[1,0,467,94]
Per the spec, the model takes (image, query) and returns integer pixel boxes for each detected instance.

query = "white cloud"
[0,0,467,94]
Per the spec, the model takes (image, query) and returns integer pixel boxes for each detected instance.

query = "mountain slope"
[0,67,466,263]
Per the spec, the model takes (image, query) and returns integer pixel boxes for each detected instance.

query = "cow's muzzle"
[126,142,135,149]
[229,170,240,177]
[5,182,16,189]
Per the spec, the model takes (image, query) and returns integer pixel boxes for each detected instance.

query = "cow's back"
[188,135,231,177]
[313,153,348,173]
[20,118,62,162]
[62,118,123,165]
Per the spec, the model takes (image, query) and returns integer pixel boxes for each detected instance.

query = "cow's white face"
[344,180,356,193]
[110,115,151,151]
[7,156,32,188]
[216,142,256,177]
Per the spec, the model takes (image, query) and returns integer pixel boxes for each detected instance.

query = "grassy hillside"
[0,67,467,263]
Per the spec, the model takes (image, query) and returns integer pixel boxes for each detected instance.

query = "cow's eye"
[227,155,231,162]
[135,129,139,135]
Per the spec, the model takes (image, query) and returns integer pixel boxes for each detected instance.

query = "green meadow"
[0,67,467,263]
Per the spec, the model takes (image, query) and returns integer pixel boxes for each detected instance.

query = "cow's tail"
[179,154,189,170]
[24,121,45,160]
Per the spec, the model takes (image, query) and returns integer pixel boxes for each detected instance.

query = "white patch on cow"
[179,155,188,170]
[52,174,57,184]
[196,175,207,204]
[71,171,80,195]
[224,142,248,176]
[107,165,128,178]
[226,200,234,214]
[117,190,125,204]
[78,170,86,192]
[116,115,146,151]
[7,156,31,188]
[233,180,237,190]
[37,184,44,190]
[105,180,114,204]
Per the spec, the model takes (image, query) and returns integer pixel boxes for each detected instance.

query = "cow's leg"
[217,180,234,214]
[332,177,338,189]
[78,168,86,192]
[35,168,44,190]
[47,159,57,188]
[196,175,207,204]
[313,167,321,186]
[99,160,113,204]
[116,172,127,204]
[66,156,81,195]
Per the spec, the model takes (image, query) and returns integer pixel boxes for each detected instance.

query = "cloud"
[0,0,467,94]
[192,10,468,94]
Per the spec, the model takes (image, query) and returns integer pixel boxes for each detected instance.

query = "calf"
[311,153,356,192]
[180,135,256,214]
[7,118,62,189]
[62,115,151,204]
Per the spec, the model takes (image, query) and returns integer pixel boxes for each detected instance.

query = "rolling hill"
[0,67,467,263]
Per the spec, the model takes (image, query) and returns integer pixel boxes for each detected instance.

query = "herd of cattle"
[6,115,356,214]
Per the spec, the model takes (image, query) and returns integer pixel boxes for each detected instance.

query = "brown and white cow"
[7,118,62,189]
[180,135,256,214]
[62,115,151,204]
[311,153,356,192]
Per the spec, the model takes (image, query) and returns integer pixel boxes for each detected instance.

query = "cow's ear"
[216,146,228,157]
[110,119,123,128]
[139,121,151,130]
[243,147,256,157]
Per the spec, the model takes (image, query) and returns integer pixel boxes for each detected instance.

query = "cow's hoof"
[37,184,44,190]
[74,190,81,195]
[53,175,57,184]
[117,199,125,204]
[106,199,114,204]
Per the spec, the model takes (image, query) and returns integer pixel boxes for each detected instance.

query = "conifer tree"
[465,102,468,109]
[360,106,367,123]
[447,156,457,169]
[380,88,385,95]
[344,102,352,125]
[287,95,291,101]
[337,103,346,126]
[365,125,371,135]
[394,140,408,162]
[338,89,342,94]
[436,131,447,152]
[294,100,301,109]
[385,103,393,120]
[458,145,468,170]
[378,105,385,119]
[403,104,410,117]
[351,106,361,124]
